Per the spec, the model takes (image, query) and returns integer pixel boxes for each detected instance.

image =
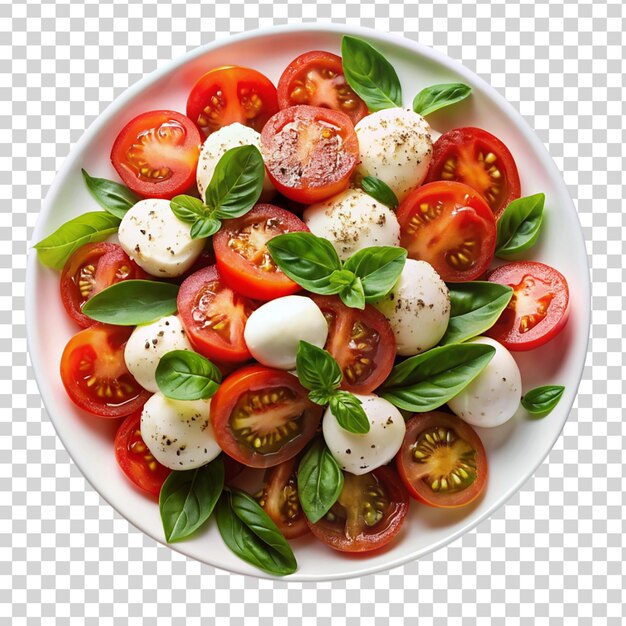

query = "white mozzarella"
[373,259,450,356]
[124,316,193,393]
[196,123,275,202]
[354,108,433,202]
[303,188,400,261]
[118,198,204,277]
[447,337,522,428]
[140,392,221,470]
[243,296,328,370]
[323,394,406,475]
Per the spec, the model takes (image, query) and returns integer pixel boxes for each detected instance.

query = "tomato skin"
[397,180,497,282]
[110,110,201,199]
[486,261,570,351]
[213,204,309,301]
[277,51,368,125]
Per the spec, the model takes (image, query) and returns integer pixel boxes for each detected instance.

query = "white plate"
[26,24,590,581]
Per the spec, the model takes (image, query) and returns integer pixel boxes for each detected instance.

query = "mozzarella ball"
[244,296,328,370]
[140,392,221,470]
[118,198,205,277]
[124,316,193,393]
[303,188,400,261]
[323,394,406,475]
[373,259,450,356]
[354,108,433,202]
[196,123,274,202]
[447,337,522,428]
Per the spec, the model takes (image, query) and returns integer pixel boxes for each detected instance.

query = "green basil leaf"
[170,195,207,224]
[381,343,496,412]
[215,488,297,576]
[338,278,366,310]
[343,246,407,302]
[190,215,222,239]
[328,269,358,290]
[341,35,402,111]
[412,83,472,117]
[159,456,224,543]
[297,438,344,523]
[34,211,120,271]
[266,232,342,293]
[308,389,334,406]
[441,282,513,345]
[521,385,565,415]
[296,341,342,394]
[496,193,545,257]
[82,279,179,325]
[206,145,264,218]
[329,391,369,434]
[155,350,222,401]
[360,176,399,209]
[81,169,140,219]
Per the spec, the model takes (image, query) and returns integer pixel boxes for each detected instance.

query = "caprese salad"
[35,36,570,576]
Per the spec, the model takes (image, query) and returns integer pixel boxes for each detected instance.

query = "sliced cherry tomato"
[177,265,256,363]
[396,412,488,508]
[213,204,308,301]
[114,410,171,496]
[305,466,409,552]
[186,66,278,138]
[425,127,521,219]
[210,365,322,468]
[60,325,150,418]
[397,180,497,282]
[277,51,368,125]
[255,457,309,539]
[60,242,146,328]
[486,261,569,351]
[311,295,395,395]
[110,110,201,199]
[260,105,359,204]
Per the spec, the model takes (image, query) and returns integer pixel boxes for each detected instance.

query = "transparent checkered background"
[2,0,624,623]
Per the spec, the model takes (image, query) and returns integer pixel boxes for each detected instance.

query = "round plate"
[26,24,590,580]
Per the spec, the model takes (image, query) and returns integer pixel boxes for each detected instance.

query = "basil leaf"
[360,176,399,209]
[297,438,344,523]
[441,282,513,345]
[308,389,334,405]
[412,83,472,117]
[82,279,179,325]
[155,350,222,401]
[190,215,221,239]
[159,456,224,543]
[338,278,366,310]
[267,232,342,293]
[170,195,206,224]
[328,269,358,290]
[521,385,564,415]
[343,246,407,302]
[381,343,496,412]
[34,211,120,270]
[296,341,342,395]
[215,488,297,576]
[496,193,545,257]
[341,35,402,111]
[81,169,140,219]
[329,391,369,434]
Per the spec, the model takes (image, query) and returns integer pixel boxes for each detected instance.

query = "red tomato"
[177,265,256,363]
[213,204,308,301]
[260,105,359,204]
[397,181,496,282]
[425,127,521,219]
[110,110,201,199]
[210,365,322,469]
[486,261,570,351]
[186,66,278,138]
[114,410,171,497]
[396,412,488,508]
[60,325,150,418]
[277,51,368,125]
[305,466,409,552]
[311,295,395,395]
[60,243,146,328]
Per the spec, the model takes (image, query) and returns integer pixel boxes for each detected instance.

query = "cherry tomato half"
[425,127,521,219]
[397,180,497,282]
[210,365,322,469]
[110,110,201,199]
[260,105,359,204]
[486,261,570,351]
